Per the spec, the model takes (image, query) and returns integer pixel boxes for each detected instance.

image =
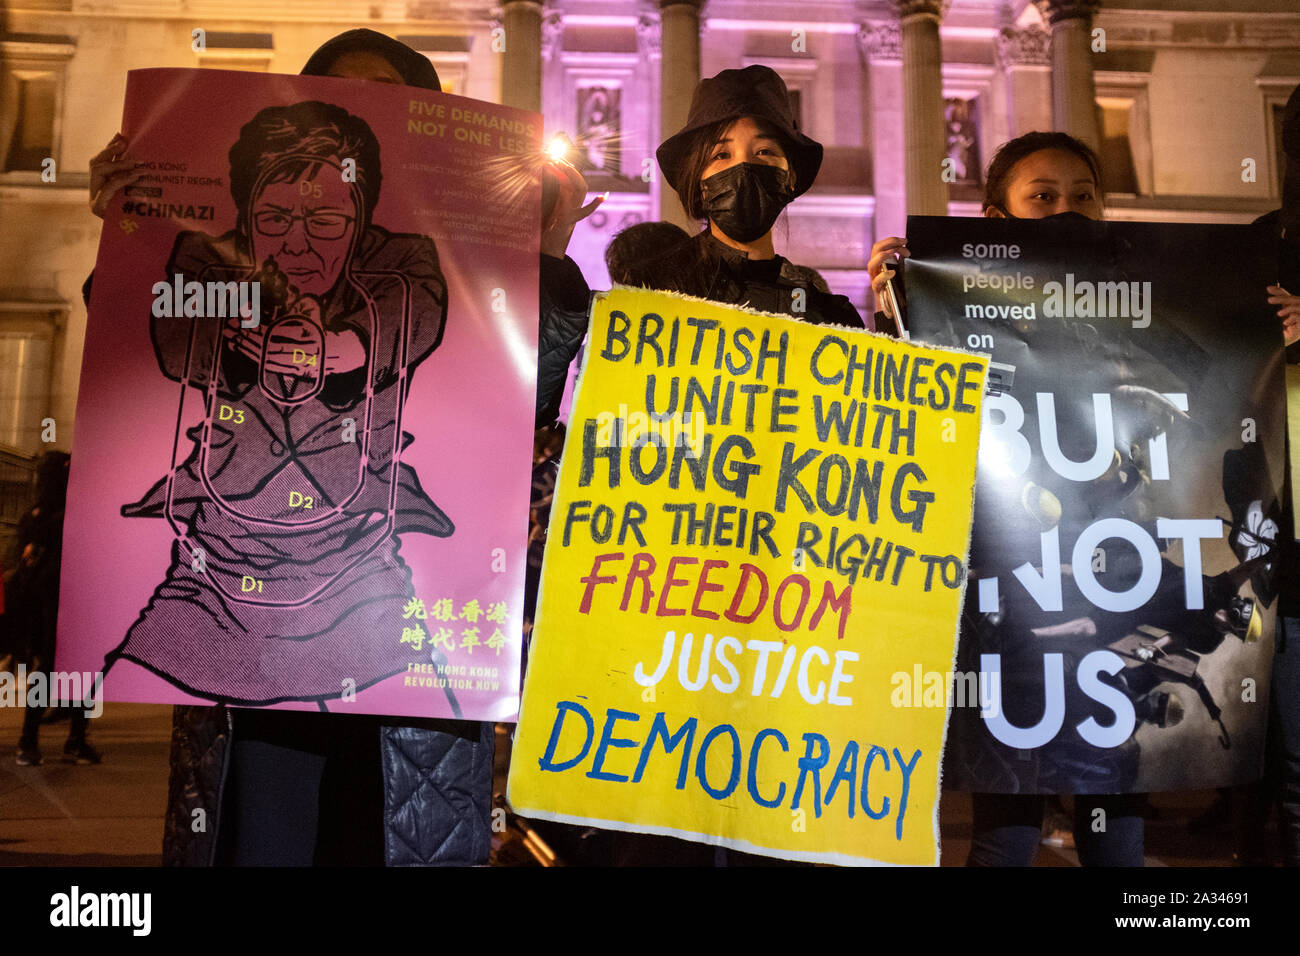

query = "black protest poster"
[905,215,1284,793]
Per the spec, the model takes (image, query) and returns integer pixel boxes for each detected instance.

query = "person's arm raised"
[535,159,603,426]
[540,159,603,260]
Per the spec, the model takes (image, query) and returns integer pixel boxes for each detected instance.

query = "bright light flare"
[546,135,570,162]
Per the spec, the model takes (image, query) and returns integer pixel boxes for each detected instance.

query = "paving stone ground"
[0,698,1278,867]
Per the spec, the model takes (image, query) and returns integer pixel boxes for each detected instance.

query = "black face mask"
[701,163,794,243]
[994,208,1095,223]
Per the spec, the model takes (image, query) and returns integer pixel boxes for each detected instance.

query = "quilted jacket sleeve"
[537,253,591,428]
[162,705,231,867]
[380,719,494,866]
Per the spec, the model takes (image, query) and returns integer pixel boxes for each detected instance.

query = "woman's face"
[701,116,790,183]
[987,148,1102,220]
[326,50,404,84]
[251,167,359,298]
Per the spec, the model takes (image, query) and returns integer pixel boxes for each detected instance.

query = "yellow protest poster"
[509,289,988,865]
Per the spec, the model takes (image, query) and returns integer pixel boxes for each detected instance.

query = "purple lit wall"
[542,6,882,316]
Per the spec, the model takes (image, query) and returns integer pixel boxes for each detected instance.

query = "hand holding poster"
[58,69,541,721]
[509,288,988,865]
[904,216,1284,793]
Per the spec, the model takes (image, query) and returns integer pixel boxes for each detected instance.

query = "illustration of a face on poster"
[61,70,541,721]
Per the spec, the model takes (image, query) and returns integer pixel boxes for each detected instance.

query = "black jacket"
[530,232,870,425]
[537,254,592,426]
[533,228,872,426]
[644,230,868,331]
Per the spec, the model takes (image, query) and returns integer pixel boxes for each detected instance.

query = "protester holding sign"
[183,31,486,868]
[508,285,987,866]
[901,133,1285,868]
[527,65,881,865]
[76,30,592,867]
[886,133,1145,865]
[555,65,869,343]
[643,66,868,332]
[868,132,1104,328]
[968,134,1148,866]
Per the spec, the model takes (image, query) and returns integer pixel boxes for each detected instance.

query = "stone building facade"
[0,0,1295,489]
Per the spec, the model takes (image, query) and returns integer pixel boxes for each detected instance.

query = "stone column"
[995,23,1053,138]
[539,5,564,136]
[1037,0,1102,152]
[500,0,543,114]
[658,0,704,226]
[898,0,949,217]
[637,9,664,223]
[858,20,907,239]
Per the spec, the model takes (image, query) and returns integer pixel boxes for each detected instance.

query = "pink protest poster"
[58,68,540,722]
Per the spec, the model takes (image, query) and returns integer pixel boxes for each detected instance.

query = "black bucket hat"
[301,29,441,92]
[656,65,822,197]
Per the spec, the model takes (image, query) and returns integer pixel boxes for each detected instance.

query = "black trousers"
[967,792,1148,866]
[18,675,89,750]
[215,709,385,866]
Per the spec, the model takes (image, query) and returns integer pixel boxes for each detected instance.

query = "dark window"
[3,75,56,172]
[1098,101,1139,195]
